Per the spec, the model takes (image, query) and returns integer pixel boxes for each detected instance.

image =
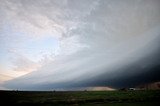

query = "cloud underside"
[0,0,160,90]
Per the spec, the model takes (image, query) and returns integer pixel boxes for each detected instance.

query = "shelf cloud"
[0,0,160,90]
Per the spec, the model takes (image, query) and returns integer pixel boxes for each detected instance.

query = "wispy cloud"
[11,54,40,73]
[0,0,99,38]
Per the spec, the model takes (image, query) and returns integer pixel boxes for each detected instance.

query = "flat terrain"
[0,90,160,106]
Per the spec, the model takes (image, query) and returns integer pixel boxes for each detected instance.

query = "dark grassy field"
[0,90,160,106]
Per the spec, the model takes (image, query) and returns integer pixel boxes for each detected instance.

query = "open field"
[0,90,160,106]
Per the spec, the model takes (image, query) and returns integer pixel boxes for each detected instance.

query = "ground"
[0,90,160,106]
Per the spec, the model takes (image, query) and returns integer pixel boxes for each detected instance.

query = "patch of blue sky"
[0,23,59,64]
[22,36,59,61]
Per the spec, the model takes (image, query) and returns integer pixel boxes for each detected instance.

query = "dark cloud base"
[84,47,160,88]
[11,67,160,90]
[4,43,160,90]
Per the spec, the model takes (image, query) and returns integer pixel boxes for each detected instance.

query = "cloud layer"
[0,0,160,90]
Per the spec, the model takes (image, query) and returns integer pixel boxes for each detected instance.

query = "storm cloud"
[0,0,160,90]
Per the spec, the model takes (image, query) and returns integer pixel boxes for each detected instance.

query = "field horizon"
[0,90,160,106]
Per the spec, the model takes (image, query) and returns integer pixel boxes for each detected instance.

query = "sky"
[0,0,160,90]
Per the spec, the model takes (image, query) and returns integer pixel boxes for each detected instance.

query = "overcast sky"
[0,0,160,90]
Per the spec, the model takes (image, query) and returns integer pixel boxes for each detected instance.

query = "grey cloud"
[0,0,99,38]
[2,0,160,90]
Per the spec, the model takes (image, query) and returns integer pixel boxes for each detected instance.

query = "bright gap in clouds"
[22,36,60,61]
[0,24,60,84]
[0,37,60,87]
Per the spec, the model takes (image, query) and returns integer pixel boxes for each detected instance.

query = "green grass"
[0,90,160,106]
